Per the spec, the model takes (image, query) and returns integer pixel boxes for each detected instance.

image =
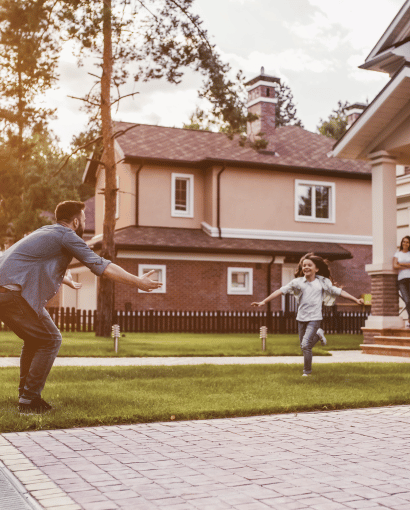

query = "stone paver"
[2,406,410,509]
[2,350,410,367]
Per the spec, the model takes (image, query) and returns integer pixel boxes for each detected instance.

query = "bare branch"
[112,124,140,139]
[52,135,103,177]
[136,0,159,21]
[68,95,100,107]
[110,91,139,107]
[52,125,140,178]
[88,72,102,79]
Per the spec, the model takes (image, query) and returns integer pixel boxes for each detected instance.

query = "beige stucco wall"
[95,167,105,236]
[137,165,205,228]
[116,160,136,230]
[94,160,371,237]
[218,167,372,236]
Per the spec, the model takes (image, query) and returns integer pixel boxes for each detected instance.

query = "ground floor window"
[227,267,253,295]
[138,264,166,293]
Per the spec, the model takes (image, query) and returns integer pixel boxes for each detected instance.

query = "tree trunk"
[96,0,116,337]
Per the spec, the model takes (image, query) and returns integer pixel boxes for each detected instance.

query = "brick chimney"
[345,102,366,129]
[245,67,280,141]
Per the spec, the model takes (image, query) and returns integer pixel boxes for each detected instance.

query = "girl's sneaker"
[317,328,327,346]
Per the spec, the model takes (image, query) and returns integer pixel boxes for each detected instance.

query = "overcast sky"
[45,0,405,148]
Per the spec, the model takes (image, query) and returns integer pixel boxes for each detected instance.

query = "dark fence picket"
[39,307,370,335]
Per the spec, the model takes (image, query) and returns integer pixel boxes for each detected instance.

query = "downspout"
[135,164,143,226]
[267,256,274,332]
[217,165,226,238]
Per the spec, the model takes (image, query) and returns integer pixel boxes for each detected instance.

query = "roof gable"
[362,0,410,74]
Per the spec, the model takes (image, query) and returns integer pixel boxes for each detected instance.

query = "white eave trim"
[332,65,410,159]
[365,0,410,63]
[201,222,372,245]
[246,80,279,92]
[247,97,278,108]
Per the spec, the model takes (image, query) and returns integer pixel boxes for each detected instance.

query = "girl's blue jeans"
[297,320,321,374]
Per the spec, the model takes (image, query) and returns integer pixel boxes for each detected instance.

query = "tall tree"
[0,129,93,248]
[317,101,349,140]
[58,0,245,336]
[0,0,60,160]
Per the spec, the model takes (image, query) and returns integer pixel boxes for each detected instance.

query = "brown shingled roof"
[111,121,371,176]
[89,226,352,261]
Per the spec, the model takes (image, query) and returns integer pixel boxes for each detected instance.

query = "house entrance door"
[281,264,297,312]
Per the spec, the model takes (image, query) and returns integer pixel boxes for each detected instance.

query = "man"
[0,201,161,413]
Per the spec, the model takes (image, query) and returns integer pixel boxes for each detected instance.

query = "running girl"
[251,253,364,376]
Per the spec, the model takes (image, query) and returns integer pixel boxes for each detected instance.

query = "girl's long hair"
[295,253,333,281]
[400,236,410,251]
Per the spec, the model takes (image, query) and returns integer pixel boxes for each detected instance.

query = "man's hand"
[356,298,364,305]
[137,270,163,292]
[251,301,265,307]
[63,276,82,290]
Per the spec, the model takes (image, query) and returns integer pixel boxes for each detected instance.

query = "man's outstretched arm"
[102,263,162,292]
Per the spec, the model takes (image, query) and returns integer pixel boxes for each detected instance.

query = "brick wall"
[328,243,372,307]
[114,258,283,312]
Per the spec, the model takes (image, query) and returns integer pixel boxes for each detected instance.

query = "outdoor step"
[361,344,410,357]
[377,328,410,338]
[373,336,410,346]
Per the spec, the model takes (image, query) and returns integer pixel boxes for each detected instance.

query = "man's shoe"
[317,328,327,346]
[302,373,311,377]
[19,397,52,414]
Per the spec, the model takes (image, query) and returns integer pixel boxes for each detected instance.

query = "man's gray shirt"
[0,224,111,316]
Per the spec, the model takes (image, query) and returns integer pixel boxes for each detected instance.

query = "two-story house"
[61,69,372,313]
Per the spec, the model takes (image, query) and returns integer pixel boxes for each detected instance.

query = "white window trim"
[138,264,166,293]
[295,179,336,224]
[227,267,253,295]
[171,173,194,218]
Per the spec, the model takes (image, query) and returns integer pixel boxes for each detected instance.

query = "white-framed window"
[295,179,335,223]
[138,264,166,293]
[171,173,194,217]
[227,267,253,295]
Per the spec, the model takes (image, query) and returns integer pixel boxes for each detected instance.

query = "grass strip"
[0,332,362,357]
[0,363,409,433]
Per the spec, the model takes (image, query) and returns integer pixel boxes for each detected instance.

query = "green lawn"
[0,363,410,433]
[0,331,362,357]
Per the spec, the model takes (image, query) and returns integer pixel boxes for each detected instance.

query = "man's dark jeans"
[0,290,61,402]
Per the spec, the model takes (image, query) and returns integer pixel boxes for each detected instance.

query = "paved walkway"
[2,353,410,509]
[2,406,410,510]
[2,351,410,368]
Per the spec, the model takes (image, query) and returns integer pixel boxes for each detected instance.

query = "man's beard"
[75,225,84,239]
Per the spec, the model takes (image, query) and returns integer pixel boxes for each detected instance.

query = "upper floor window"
[171,173,194,218]
[295,179,335,223]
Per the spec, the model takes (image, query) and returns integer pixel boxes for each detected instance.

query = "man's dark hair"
[55,201,85,222]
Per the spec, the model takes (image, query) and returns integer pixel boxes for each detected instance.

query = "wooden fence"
[0,307,370,335]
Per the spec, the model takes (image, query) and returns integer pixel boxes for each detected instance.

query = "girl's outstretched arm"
[251,288,283,307]
[340,290,364,305]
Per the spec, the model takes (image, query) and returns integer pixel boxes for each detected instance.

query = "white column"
[365,151,403,329]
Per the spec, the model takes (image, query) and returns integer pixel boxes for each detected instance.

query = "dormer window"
[171,173,194,218]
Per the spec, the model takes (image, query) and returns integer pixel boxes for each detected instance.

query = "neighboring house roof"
[88,226,352,261]
[84,122,371,184]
